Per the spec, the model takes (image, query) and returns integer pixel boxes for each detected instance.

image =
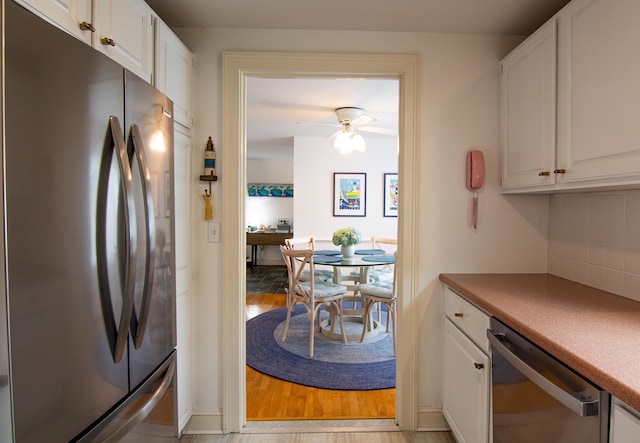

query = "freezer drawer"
[76,351,178,442]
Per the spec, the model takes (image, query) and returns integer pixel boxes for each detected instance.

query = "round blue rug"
[246,305,396,390]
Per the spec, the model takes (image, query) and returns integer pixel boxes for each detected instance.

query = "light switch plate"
[208,221,221,243]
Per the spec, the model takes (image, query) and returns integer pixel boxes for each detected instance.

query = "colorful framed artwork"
[333,172,366,217]
[384,173,398,217]
[247,183,294,197]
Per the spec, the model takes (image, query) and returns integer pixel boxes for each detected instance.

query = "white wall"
[246,158,293,231]
[293,136,398,243]
[246,158,294,264]
[175,27,550,426]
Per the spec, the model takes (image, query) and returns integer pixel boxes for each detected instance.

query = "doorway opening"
[244,76,400,422]
[221,51,420,433]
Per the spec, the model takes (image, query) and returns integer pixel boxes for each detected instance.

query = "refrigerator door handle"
[96,116,138,363]
[128,123,156,349]
[102,358,176,443]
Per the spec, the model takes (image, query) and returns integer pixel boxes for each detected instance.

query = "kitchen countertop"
[439,273,640,411]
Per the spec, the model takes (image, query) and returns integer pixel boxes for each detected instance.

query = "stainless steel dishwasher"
[488,318,609,443]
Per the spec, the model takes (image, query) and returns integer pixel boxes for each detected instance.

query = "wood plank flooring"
[245,293,395,421]
[179,277,454,440]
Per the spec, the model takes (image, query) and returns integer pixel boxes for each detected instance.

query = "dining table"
[312,248,396,342]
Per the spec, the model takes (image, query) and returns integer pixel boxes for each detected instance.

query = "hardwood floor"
[245,293,395,421]
[179,275,455,440]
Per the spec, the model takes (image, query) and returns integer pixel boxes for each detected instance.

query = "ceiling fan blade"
[350,114,377,127]
[296,122,341,128]
[328,129,343,139]
[359,126,397,136]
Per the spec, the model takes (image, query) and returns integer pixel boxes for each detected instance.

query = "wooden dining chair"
[369,236,397,283]
[280,246,348,357]
[358,251,398,355]
[284,236,333,282]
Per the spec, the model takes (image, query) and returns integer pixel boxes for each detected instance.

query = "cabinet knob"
[454,312,464,318]
[554,169,566,174]
[101,37,116,47]
[79,21,95,32]
[538,171,550,176]
[474,362,484,370]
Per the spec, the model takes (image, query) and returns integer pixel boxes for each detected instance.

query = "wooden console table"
[246,232,293,268]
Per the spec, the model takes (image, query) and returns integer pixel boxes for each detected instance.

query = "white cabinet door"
[443,318,490,443]
[173,129,193,431]
[17,0,92,44]
[556,0,640,187]
[93,0,154,83]
[17,0,154,83]
[155,18,193,129]
[610,398,640,443]
[500,18,557,192]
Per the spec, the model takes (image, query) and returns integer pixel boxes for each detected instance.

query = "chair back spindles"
[358,251,398,356]
[279,245,348,357]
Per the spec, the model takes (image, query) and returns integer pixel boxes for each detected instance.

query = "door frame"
[221,51,421,432]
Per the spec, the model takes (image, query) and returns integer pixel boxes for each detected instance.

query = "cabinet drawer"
[444,287,491,353]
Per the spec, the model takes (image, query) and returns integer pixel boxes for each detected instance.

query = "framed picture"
[383,173,398,217]
[248,183,293,197]
[333,172,366,217]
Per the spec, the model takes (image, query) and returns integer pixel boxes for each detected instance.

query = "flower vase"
[341,244,355,258]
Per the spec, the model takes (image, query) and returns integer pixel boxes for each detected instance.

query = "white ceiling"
[145,0,571,159]
[145,0,570,35]
[247,78,399,159]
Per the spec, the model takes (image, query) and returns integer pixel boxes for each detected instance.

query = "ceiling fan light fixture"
[334,130,354,154]
[352,133,365,152]
[334,127,366,154]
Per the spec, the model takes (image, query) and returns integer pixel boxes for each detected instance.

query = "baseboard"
[180,411,224,434]
[244,419,399,434]
[181,408,449,434]
[417,406,450,432]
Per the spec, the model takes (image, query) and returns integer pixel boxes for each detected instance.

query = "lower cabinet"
[610,397,640,443]
[443,287,491,443]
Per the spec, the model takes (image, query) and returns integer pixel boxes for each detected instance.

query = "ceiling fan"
[331,107,397,136]
[331,107,396,153]
[320,107,397,154]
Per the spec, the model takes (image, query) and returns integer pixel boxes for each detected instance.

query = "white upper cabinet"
[16,0,93,44]
[501,0,640,193]
[556,0,640,188]
[93,0,154,83]
[16,0,154,83]
[500,19,557,191]
[155,18,193,129]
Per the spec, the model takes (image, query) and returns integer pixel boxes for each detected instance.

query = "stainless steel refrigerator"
[2,0,178,441]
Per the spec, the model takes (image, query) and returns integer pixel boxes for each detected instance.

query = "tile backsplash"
[548,190,640,302]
